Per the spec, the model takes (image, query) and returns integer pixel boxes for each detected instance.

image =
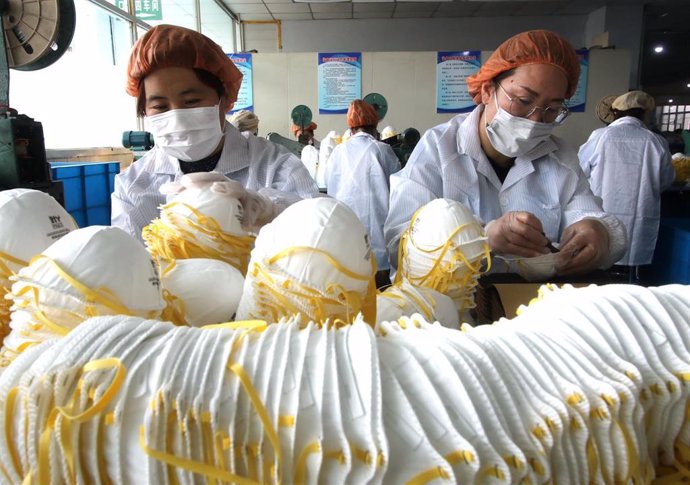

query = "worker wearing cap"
[384,30,626,277]
[112,25,319,241]
[292,122,319,148]
[327,100,401,285]
[579,90,675,274]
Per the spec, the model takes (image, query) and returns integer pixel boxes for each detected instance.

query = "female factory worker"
[112,25,319,240]
[326,100,401,285]
[384,30,625,276]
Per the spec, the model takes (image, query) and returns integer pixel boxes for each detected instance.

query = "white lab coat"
[317,131,340,190]
[326,131,401,270]
[384,105,626,270]
[300,144,319,181]
[578,116,675,265]
[112,122,319,241]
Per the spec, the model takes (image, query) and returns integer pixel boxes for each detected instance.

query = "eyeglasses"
[496,82,570,124]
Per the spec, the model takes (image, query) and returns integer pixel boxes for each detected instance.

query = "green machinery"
[266,104,315,158]
[0,0,75,200]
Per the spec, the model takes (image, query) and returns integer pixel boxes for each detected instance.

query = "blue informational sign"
[228,53,253,113]
[568,49,589,113]
[436,51,481,114]
[318,52,362,115]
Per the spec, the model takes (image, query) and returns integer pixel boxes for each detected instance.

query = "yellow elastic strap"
[28,255,133,316]
[0,251,28,277]
[503,455,523,469]
[406,466,450,485]
[245,444,259,481]
[268,246,372,281]
[139,427,260,485]
[324,449,347,465]
[294,441,321,485]
[278,415,295,427]
[445,450,475,465]
[57,358,126,422]
[351,445,373,465]
[228,362,283,484]
[201,320,267,331]
[38,408,59,485]
[5,387,23,477]
[480,465,506,480]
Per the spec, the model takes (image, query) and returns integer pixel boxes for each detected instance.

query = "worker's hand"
[555,219,610,276]
[485,211,550,257]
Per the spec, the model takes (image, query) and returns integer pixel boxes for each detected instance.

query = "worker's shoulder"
[423,114,465,142]
[546,135,581,171]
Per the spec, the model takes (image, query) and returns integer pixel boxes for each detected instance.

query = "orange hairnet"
[347,100,379,128]
[126,25,243,111]
[466,30,580,104]
[291,122,318,136]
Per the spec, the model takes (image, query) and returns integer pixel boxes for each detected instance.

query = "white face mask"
[146,104,225,162]
[485,92,555,158]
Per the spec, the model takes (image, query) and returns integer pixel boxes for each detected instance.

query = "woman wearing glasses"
[384,30,625,277]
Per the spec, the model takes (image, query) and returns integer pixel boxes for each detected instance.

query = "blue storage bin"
[49,161,120,227]
[648,218,690,285]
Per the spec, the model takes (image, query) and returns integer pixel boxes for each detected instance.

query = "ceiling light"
[654,45,664,53]
[668,99,674,103]
[687,83,690,88]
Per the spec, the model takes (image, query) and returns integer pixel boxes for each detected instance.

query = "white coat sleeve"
[111,176,144,242]
[577,134,599,179]
[383,132,444,269]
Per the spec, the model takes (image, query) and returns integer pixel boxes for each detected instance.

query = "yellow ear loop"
[144,202,256,275]
[27,255,135,316]
[248,246,376,325]
[1,252,28,341]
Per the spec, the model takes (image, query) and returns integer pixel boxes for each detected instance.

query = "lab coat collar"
[150,121,251,176]
[608,116,646,129]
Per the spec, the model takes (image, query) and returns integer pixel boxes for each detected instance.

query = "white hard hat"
[380,126,397,140]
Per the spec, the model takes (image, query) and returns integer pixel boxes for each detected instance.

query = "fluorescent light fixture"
[687,83,690,88]
[654,45,664,53]
[668,99,674,103]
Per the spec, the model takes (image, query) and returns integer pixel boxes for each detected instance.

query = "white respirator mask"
[146,104,225,162]
[485,92,554,158]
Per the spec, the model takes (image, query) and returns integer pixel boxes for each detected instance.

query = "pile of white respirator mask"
[0,189,77,346]
[396,198,490,322]
[376,278,459,329]
[143,173,257,275]
[235,197,377,325]
[0,226,164,367]
[2,283,690,484]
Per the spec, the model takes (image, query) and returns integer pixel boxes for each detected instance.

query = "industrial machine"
[365,92,420,167]
[266,104,314,157]
[0,0,76,203]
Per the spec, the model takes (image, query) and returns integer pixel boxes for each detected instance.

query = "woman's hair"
[136,68,225,116]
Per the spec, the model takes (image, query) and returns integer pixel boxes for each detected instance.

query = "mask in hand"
[147,104,225,162]
[485,92,554,158]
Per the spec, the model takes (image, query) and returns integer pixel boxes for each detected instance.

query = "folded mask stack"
[0,189,77,346]
[0,226,165,368]
[1,283,690,484]
[142,173,257,275]
[396,198,490,321]
[236,197,377,325]
[376,279,459,329]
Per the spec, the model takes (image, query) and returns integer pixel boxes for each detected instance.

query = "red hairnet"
[291,122,318,136]
[126,25,243,111]
[347,100,378,128]
[466,30,580,104]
